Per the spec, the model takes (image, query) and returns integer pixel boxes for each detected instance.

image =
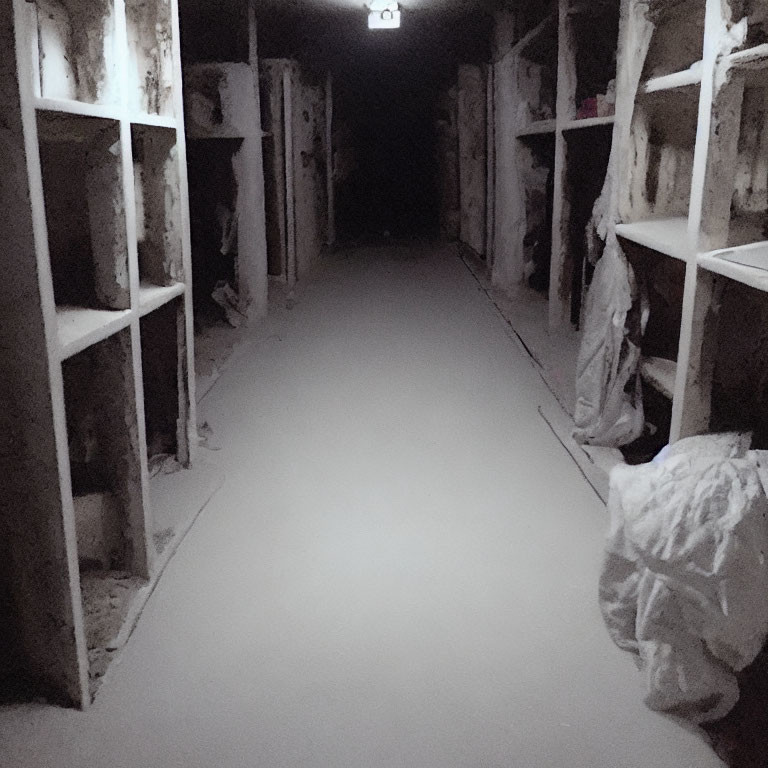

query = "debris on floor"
[148,452,182,477]
[153,527,174,555]
[211,281,246,328]
[80,572,146,695]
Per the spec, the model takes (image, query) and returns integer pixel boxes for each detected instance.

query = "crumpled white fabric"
[572,2,654,448]
[600,433,768,724]
[573,235,648,447]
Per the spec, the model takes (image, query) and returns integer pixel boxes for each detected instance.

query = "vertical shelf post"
[549,0,575,331]
[671,0,745,441]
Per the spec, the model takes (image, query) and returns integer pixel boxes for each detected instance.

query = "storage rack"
[492,0,620,333]
[488,0,620,413]
[2,0,195,707]
[612,0,768,448]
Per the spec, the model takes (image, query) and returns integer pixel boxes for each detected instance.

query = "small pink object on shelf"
[577,97,598,120]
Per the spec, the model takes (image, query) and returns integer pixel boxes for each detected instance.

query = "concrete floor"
[0,243,724,767]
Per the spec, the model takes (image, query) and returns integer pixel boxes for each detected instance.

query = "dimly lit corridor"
[6,0,768,763]
[0,244,723,766]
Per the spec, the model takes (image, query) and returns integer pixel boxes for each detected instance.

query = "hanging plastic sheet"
[574,234,648,446]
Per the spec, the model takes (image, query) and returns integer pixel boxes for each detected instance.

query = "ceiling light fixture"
[368,1,400,29]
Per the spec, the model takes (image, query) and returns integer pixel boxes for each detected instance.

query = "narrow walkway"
[1,244,723,767]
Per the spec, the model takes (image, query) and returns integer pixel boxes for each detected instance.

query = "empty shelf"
[516,119,557,138]
[698,243,768,293]
[57,306,132,360]
[138,282,186,316]
[640,357,677,400]
[641,63,703,94]
[615,217,690,260]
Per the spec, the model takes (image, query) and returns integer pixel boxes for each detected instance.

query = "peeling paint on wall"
[125,0,174,116]
[35,0,119,104]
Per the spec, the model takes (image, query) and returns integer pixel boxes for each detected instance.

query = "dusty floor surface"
[0,243,724,767]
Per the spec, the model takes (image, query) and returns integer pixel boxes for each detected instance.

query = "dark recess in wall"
[259,8,492,242]
[564,125,613,325]
[180,0,249,64]
[186,139,239,326]
[0,543,23,702]
[141,300,181,460]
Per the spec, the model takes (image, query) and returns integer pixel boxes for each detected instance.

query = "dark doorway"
[259,8,492,244]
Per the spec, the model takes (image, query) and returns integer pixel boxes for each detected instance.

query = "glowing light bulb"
[368,2,400,29]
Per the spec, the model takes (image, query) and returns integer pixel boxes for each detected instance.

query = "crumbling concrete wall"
[458,64,487,257]
[733,83,768,240]
[233,133,269,317]
[63,329,148,577]
[133,126,183,286]
[640,0,704,81]
[38,115,130,310]
[125,0,173,115]
[491,49,527,290]
[259,59,327,283]
[260,59,289,278]
[516,58,556,126]
[185,63,259,139]
[35,0,120,105]
[712,282,768,446]
[436,83,460,240]
[0,0,86,704]
[293,70,328,280]
[628,89,697,221]
[238,9,269,318]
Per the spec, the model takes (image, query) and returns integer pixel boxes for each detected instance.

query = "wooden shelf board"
[561,115,615,132]
[698,244,768,293]
[132,114,177,130]
[138,282,186,316]
[727,44,768,71]
[516,119,557,138]
[641,64,703,94]
[186,128,259,140]
[640,356,677,400]
[35,97,122,122]
[615,217,690,260]
[57,306,132,360]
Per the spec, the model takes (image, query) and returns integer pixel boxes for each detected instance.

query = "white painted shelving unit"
[2,0,195,707]
[180,0,268,325]
[612,0,768,447]
[259,58,332,286]
[484,0,619,424]
[491,0,620,338]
